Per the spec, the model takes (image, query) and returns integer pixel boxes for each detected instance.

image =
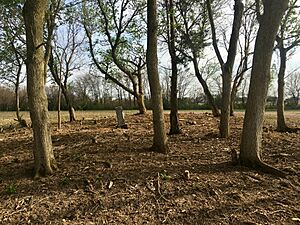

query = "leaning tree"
[240,0,288,176]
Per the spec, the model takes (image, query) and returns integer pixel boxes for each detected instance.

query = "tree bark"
[276,47,288,131]
[23,0,57,178]
[147,0,168,153]
[167,0,180,134]
[240,0,288,176]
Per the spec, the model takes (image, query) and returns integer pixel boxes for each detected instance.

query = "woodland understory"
[0,111,299,224]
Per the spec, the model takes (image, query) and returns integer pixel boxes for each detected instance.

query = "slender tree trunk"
[61,85,76,122]
[147,0,168,153]
[57,82,62,129]
[15,66,22,122]
[137,74,147,114]
[276,47,288,131]
[192,57,220,117]
[240,0,288,176]
[168,0,180,134]
[23,0,57,178]
[230,84,238,116]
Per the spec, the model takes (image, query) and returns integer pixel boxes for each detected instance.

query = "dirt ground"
[0,111,299,225]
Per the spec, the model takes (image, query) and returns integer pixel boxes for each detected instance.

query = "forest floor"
[0,110,299,225]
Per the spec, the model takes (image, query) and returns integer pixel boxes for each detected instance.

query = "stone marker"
[115,106,128,129]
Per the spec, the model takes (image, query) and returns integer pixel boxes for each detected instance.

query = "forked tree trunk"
[23,0,57,178]
[147,0,168,153]
[240,0,288,176]
[276,47,288,131]
[192,56,220,117]
[207,0,243,137]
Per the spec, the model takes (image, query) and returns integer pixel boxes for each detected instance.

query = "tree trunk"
[276,47,288,131]
[240,0,288,176]
[15,66,22,122]
[23,0,57,178]
[57,83,62,129]
[192,57,220,117]
[220,0,243,138]
[230,85,237,116]
[61,85,76,122]
[168,0,180,134]
[147,0,168,153]
[137,73,147,114]
[220,70,232,138]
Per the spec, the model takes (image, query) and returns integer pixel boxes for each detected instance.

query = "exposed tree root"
[240,159,287,178]
[276,126,300,133]
[149,145,169,154]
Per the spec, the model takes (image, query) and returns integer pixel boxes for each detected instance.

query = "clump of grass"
[61,176,70,186]
[5,185,17,195]
[160,170,171,181]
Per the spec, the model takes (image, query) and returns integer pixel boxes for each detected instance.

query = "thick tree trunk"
[137,93,147,114]
[147,0,168,153]
[276,48,288,131]
[220,70,232,137]
[23,0,57,178]
[168,0,180,135]
[240,0,288,176]
[192,57,220,117]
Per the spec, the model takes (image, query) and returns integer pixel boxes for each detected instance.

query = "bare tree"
[286,71,300,105]
[230,2,257,115]
[49,16,85,124]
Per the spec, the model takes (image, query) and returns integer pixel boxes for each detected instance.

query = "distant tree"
[49,9,85,124]
[230,2,257,116]
[82,0,148,114]
[286,71,300,105]
[0,1,26,122]
[240,0,288,176]
[206,0,244,137]
[275,0,300,131]
[147,0,168,153]
[173,0,220,117]
[23,0,57,177]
